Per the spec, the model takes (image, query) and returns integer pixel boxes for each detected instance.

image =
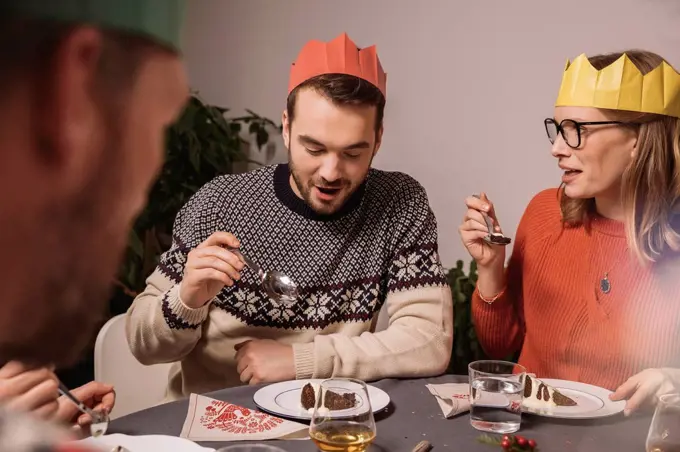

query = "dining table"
[109,375,653,451]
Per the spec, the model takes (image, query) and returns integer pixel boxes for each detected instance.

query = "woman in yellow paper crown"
[459,49,680,415]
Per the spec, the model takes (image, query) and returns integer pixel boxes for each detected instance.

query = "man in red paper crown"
[0,1,189,450]
[127,32,454,400]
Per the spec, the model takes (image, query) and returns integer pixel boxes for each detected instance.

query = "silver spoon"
[58,381,110,438]
[230,249,300,304]
[472,194,512,246]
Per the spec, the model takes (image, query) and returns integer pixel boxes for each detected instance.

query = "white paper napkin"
[180,393,309,442]
[426,383,471,418]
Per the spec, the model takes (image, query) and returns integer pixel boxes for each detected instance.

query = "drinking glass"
[216,446,287,452]
[646,393,680,452]
[468,360,526,434]
[308,378,376,452]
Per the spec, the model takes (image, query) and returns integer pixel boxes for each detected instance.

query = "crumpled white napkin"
[426,383,471,418]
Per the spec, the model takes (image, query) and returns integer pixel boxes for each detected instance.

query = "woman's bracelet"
[477,285,506,304]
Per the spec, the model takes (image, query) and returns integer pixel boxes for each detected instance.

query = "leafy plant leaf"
[188,145,201,173]
[256,129,269,149]
[128,229,144,259]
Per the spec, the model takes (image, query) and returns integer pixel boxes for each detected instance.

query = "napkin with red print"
[180,394,309,442]
[426,383,471,418]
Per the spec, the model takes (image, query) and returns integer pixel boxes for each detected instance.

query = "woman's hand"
[458,192,506,268]
[610,368,679,415]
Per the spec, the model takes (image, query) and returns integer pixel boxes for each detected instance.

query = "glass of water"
[468,360,526,434]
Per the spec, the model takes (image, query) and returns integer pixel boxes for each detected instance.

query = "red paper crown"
[288,32,387,98]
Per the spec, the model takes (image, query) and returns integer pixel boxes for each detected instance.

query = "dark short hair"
[286,73,386,133]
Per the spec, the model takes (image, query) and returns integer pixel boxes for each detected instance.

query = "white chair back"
[94,314,172,419]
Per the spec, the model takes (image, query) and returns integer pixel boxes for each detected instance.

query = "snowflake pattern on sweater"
[158,164,447,330]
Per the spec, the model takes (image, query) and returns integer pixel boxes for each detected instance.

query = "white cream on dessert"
[522,375,577,412]
[306,406,329,415]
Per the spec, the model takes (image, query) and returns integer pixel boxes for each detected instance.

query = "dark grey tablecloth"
[110,375,651,451]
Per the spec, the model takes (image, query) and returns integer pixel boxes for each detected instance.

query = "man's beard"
[0,141,130,368]
[288,150,370,215]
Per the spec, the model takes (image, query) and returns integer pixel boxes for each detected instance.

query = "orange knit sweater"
[472,188,680,390]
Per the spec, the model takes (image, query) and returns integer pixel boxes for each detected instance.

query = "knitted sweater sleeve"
[292,180,454,380]
[470,190,551,359]
[125,182,220,365]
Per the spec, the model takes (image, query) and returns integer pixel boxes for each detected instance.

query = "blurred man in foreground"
[0,1,189,450]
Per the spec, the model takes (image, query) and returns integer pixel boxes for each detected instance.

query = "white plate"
[76,433,215,451]
[522,378,625,419]
[253,379,390,421]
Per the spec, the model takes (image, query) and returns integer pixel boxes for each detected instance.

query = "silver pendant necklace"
[600,272,611,294]
[592,235,626,297]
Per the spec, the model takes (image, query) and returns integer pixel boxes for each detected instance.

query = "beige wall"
[183,0,680,268]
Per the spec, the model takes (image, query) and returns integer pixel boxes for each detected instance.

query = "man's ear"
[282,109,290,149]
[373,125,384,156]
[37,26,104,179]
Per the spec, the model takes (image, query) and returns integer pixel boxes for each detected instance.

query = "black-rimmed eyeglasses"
[544,118,636,149]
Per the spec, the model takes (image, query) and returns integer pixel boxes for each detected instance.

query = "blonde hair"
[559,49,680,265]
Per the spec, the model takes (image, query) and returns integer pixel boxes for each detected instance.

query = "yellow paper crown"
[555,53,680,119]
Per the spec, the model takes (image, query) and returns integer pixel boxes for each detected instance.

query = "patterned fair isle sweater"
[126,164,454,401]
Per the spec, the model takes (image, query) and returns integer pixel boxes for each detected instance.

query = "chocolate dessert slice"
[323,389,357,410]
[552,390,577,406]
[522,375,577,411]
[299,382,358,411]
[301,383,317,410]
[523,374,533,398]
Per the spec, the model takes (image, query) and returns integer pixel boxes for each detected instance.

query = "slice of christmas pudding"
[300,382,319,411]
[300,382,357,412]
[522,375,577,412]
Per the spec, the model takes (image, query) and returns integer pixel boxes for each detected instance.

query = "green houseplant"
[112,94,281,307]
[445,259,520,374]
[446,259,490,375]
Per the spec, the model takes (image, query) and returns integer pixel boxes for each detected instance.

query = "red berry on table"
[516,436,527,447]
[503,435,511,442]
[528,439,537,449]
[501,439,511,450]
